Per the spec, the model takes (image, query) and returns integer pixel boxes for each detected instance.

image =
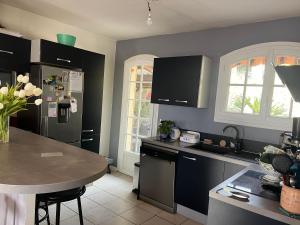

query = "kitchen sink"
[189,142,260,162]
[189,142,231,154]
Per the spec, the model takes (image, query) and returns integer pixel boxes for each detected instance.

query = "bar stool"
[35,186,86,225]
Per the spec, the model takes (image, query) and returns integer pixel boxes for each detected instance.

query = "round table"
[0,127,108,225]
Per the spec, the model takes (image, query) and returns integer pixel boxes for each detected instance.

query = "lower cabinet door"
[81,134,100,154]
[175,152,224,215]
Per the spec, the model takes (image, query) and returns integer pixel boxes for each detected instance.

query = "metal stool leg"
[77,197,84,225]
[56,202,61,225]
[45,201,50,225]
[35,198,39,225]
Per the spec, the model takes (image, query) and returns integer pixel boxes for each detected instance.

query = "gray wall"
[110,17,300,164]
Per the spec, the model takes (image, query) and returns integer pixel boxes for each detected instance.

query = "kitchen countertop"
[0,127,107,194]
[209,164,299,225]
[142,137,257,167]
[142,138,299,225]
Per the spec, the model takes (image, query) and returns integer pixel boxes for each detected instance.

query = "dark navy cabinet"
[80,50,105,154]
[0,33,30,73]
[31,39,82,68]
[151,55,211,108]
[175,152,224,215]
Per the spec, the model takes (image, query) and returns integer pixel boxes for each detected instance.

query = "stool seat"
[35,186,86,225]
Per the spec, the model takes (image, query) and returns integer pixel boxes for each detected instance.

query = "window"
[215,42,300,131]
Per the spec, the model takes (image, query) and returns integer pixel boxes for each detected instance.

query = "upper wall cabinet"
[0,33,31,73]
[151,55,211,108]
[31,39,82,68]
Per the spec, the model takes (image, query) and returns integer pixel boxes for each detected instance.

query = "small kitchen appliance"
[180,131,200,144]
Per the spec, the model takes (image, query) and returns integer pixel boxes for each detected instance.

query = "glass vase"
[0,115,9,144]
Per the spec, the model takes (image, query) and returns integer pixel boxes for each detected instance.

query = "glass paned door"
[125,64,155,153]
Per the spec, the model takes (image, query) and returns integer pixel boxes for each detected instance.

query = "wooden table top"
[0,127,107,194]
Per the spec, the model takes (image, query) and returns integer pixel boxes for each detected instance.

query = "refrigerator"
[31,65,84,147]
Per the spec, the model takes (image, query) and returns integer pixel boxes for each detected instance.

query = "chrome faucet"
[222,125,242,153]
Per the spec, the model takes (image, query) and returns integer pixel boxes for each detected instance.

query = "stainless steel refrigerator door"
[40,65,83,145]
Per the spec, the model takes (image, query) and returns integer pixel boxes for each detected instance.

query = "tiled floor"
[40,171,203,225]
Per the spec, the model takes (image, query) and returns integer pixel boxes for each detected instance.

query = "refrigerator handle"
[43,116,48,137]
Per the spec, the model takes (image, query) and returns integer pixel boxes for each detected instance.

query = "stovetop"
[227,170,280,201]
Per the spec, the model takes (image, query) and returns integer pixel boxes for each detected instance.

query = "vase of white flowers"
[0,74,43,143]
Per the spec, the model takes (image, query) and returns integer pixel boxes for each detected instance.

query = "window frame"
[215,42,300,131]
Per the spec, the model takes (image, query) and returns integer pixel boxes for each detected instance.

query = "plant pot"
[160,133,169,139]
[280,184,300,215]
[0,115,9,143]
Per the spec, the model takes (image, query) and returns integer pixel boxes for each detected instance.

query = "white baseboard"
[177,204,207,225]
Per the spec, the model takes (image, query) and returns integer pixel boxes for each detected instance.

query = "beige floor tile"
[60,215,95,225]
[137,201,163,215]
[83,185,103,197]
[121,207,155,224]
[87,190,119,205]
[102,198,136,214]
[84,205,116,225]
[157,211,187,225]
[47,204,78,222]
[142,216,173,225]
[99,215,135,225]
[181,219,204,225]
[64,197,99,213]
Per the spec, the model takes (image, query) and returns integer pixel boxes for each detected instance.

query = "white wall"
[0,3,116,156]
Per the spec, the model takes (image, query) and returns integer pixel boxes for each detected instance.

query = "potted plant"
[158,120,175,139]
[0,74,43,143]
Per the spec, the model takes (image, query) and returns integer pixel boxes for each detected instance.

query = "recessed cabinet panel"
[0,33,30,73]
[175,152,224,215]
[151,55,211,108]
[81,51,105,135]
[31,39,82,68]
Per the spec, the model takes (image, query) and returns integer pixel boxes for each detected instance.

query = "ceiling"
[1,0,300,40]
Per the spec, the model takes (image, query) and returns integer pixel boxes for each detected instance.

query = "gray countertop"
[142,137,256,167]
[142,138,299,225]
[209,164,299,225]
[0,127,107,194]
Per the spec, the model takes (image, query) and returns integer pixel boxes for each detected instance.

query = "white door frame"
[117,54,159,176]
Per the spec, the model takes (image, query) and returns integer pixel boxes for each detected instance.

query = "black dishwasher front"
[139,142,178,213]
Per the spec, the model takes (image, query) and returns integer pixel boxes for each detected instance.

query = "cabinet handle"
[0,49,14,55]
[82,129,94,133]
[57,57,71,63]
[82,138,93,142]
[183,156,196,161]
[158,98,170,102]
[175,100,188,103]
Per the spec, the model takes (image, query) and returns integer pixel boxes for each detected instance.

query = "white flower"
[21,75,29,84]
[24,83,34,91]
[18,90,26,98]
[0,87,8,95]
[25,89,33,96]
[14,91,20,97]
[0,103,3,110]
[17,74,24,83]
[34,99,43,106]
[33,87,43,96]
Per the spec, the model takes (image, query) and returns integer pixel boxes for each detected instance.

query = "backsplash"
[182,130,279,154]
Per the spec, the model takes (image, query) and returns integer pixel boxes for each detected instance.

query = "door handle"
[0,49,14,55]
[175,100,188,103]
[158,98,170,102]
[57,57,71,63]
[82,129,94,133]
[183,156,196,161]
[82,138,93,142]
